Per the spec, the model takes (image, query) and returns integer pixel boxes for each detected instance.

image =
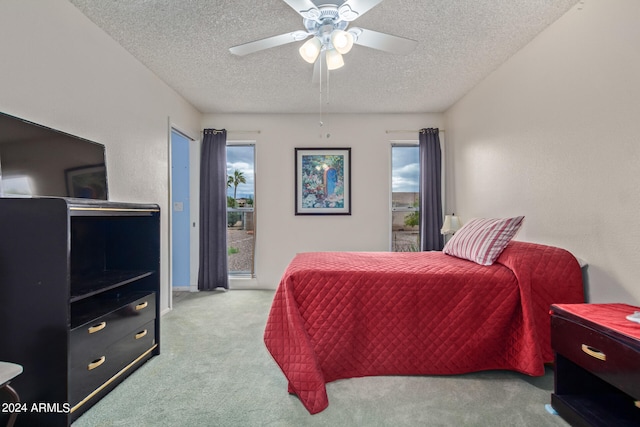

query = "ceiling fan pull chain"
[325,69,331,139]
[319,52,323,129]
[326,67,331,108]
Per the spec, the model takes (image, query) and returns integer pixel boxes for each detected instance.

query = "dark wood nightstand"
[550,303,640,427]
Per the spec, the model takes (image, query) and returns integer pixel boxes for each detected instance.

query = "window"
[226,144,255,276]
[391,143,420,251]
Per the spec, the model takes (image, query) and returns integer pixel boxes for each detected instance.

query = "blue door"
[171,130,191,288]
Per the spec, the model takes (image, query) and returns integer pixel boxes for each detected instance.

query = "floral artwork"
[295,148,351,215]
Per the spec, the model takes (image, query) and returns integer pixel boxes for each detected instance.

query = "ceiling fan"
[229,0,417,72]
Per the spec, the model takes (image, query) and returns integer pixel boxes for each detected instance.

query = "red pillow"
[443,216,524,265]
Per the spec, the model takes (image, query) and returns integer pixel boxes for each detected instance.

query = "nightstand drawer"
[552,315,640,399]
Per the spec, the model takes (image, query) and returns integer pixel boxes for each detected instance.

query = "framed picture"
[295,147,351,215]
[65,164,108,199]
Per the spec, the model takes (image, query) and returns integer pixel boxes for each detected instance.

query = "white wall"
[9,0,634,306]
[0,0,202,312]
[202,113,443,288]
[444,0,640,304]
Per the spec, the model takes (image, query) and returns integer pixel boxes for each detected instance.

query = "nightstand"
[550,303,640,427]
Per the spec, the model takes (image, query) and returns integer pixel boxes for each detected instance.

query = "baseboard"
[229,277,259,289]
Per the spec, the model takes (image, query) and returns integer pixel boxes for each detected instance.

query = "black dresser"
[550,303,640,427]
[0,197,161,426]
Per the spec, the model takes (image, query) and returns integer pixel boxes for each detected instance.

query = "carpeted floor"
[71,290,569,427]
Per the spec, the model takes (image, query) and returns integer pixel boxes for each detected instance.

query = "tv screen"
[0,112,108,200]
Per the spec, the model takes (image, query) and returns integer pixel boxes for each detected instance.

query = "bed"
[263,237,584,414]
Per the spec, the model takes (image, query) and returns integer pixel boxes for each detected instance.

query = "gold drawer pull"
[135,329,148,340]
[135,301,149,311]
[87,322,107,334]
[635,401,640,408]
[581,344,606,361]
[87,356,106,371]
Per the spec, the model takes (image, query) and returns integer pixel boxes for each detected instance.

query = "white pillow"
[443,216,524,265]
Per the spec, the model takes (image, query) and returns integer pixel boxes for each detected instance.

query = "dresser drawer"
[69,320,156,407]
[70,292,155,360]
[552,315,640,399]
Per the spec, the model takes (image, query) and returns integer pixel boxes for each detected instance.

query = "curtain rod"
[202,130,261,134]
[385,129,445,134]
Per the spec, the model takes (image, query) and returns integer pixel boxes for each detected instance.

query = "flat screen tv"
[0,112,108,200]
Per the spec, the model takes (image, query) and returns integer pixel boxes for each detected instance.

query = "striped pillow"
[443,216,524,265]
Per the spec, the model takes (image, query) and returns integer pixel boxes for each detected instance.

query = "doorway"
[171,129,192,291]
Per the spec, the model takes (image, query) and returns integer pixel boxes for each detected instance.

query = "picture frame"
[65,164,108,199]
[295,147,351,215]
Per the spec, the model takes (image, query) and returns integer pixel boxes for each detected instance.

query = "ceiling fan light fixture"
[331,29,354,54]
[299,37,322,63]
[326,49,344,70]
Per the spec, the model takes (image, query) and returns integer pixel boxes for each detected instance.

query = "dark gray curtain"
[198,129,229,290]
[419,128,444,251]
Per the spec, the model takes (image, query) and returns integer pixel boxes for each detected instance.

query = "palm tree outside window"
[227,169,247,205]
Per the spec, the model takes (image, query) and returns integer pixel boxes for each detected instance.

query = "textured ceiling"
[67,0,579,114]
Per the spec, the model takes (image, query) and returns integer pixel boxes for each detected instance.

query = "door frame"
[168,121,198,310]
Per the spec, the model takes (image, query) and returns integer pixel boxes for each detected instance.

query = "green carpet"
[72,290,569,427]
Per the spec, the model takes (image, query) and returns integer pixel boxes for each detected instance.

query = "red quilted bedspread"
[264,241,584,414]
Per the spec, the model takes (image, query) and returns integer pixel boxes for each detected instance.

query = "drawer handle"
[135,329,148,340]
[87,322,107,334]
[635,401,640,409]
[87,356,106,371]
[135,301,149,311]
[581,344,606,361]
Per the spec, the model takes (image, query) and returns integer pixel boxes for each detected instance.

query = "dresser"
[550,303,640,427]
[0,197,160,426]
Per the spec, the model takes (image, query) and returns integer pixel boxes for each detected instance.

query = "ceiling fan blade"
[351,28,417,54]
[281,0,321,19]
[340,0,384,20]
[229,31,310,56]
